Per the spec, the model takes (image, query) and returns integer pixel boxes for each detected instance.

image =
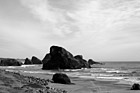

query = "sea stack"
[42,45,90,70]
[31,56,42,64]
[24,58,32,64]
[24,56,42,64]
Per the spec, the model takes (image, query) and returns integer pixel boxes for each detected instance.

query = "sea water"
[1,62,140,85]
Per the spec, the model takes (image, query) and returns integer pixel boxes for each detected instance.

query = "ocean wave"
[21,65,40,68]
[0,66,16,69]
[22,70,55,75]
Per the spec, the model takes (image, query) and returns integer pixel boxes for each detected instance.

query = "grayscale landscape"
[0,0,140,93]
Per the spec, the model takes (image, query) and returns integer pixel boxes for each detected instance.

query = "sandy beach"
[1,68,140,93]
[0,69,66,93]
[21,73,140,93]
[49,77,139,93]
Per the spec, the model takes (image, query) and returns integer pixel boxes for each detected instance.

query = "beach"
[0,69,66,93]
[1,62,140,93]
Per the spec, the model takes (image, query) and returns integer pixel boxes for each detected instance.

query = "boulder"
[74,55,90,68]
[88,59,102,65]
[31,56,42,64]
[0,58,22,66]
[24,58,32,64]
[42,46,90,70]
[52,73,71,84]
[131,83,140,90]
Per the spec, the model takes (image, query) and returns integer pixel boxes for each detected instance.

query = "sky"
[0,0,140,61]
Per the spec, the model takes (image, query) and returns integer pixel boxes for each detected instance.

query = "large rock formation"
[42,46,90,70]
[0,58,22,66]
[52,73,71,84]
[24,58,32,64]
[31,56,42,64]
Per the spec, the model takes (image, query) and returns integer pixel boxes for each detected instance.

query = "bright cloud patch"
[20,0,140,39]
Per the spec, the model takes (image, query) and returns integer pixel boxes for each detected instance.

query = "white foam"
[22,70,55,74]
[0,66,16,68]
[96,76,124,80]
[5,69,20,73]
[21,65,37,67]
[7,66,16,68]
[106,70,128,73]
[123,77,140,84]
[64,69,83,72]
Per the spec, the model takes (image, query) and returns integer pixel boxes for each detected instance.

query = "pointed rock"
[24,58,32,64]
[31,56,42,64]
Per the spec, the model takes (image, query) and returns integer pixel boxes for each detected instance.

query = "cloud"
[1,0,136,60]
[20,0,140,40]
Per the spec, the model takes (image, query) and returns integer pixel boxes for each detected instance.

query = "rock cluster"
[0,58,22,66]
[24,56,42,64]
[42,46,91,70]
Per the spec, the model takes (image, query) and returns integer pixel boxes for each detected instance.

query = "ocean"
[0,62,140,85]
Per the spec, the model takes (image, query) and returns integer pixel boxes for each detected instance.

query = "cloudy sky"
[0,0,140,61]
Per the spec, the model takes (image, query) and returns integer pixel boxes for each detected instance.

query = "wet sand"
[18,72,140,93]
[1,69,140,93]
[0,69,66,93]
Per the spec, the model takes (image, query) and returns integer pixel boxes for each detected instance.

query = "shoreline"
[0,67,140,93]
[0,69,67,93]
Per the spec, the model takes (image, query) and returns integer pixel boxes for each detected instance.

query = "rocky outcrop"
[0,58,22,66]
[24,58,32,64]
[24,56,42,64]
[131,83,140,90]
[42,46,90,70]
[74,55,90,68]
[88,59,103,65]
[31,56,42,64]
[52,73,71,84]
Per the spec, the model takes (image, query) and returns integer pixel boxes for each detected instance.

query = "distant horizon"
[0,57,140,62]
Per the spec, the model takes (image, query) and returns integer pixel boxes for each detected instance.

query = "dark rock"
[52,73,71,84]
[42,46,90,70]
[88,59,102,65]
[31,56,42,64]
[131,83,140,90]
[74,55,90,68]
[24,58,32,64]
[74,55,83,59]
[42,54,51,64]
[0,59,22,66]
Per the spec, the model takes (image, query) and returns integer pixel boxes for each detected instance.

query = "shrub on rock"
[52,73,71,84]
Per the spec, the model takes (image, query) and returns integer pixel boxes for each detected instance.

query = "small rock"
[131,83,140,90]
[24,58,32,64]
[52,73,71,84]
[31,56,42,64]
